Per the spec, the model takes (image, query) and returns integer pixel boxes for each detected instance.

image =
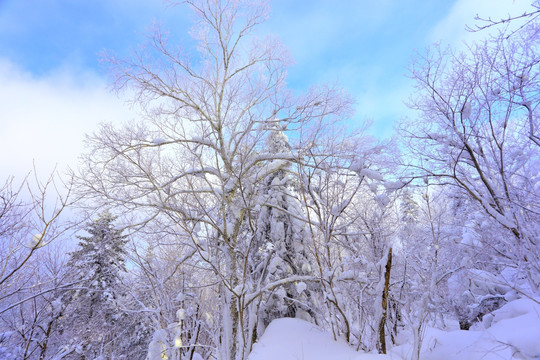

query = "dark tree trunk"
[378,248,392,354]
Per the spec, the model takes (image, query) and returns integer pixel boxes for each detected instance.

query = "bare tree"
[0,169,74,359]
[404,20,540,294]
[467,0,540,38]
[0,169,73,296]
[77,1,360,359]
[0,244,72,360]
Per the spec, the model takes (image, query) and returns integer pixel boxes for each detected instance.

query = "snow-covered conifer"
[254,126,315,333]
[59,211,131,359]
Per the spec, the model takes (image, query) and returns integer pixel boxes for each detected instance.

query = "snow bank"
[391,297,540,359]
[248,318,389,360]
[248,298,540,360]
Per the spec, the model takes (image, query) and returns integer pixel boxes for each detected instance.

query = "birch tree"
[404,23,540,295]
[77,1,359,359]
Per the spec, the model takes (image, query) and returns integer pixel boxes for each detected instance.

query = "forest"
[1,0,539,359]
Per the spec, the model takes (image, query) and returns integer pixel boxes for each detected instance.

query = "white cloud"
[430,0,533,46]
[0,59,137,182]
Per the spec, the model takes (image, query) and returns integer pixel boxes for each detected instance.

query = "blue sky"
[0,0,533,180]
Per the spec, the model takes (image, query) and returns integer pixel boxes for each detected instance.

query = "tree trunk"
[378,247,392,354]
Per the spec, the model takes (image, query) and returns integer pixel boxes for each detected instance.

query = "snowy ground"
[249,317,389,360]
[249,297,540,360]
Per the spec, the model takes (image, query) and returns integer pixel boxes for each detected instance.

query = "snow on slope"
[391,297,540,359]
[248,318,389,360]
[249,297,540,360]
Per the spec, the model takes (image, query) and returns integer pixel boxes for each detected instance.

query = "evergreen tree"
[254,126,315,333]
[60,211,130,359]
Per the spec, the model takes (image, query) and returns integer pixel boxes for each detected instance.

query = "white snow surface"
[391,297,540,359]
[248,318,389,360]
[248,297,540,360]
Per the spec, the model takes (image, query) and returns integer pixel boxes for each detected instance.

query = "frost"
[265,242,275,251]
[148,329,168,360]
[268,257,282,274]
[383,180,404,191]
[51,297,63,315]
[152,137,167,145]
[427,132,443,141]
[330,201,347,216]
[339,270,356,280]
[296,281,307,294]
[461,231,480,247]
[204,312,213,326]
[349,159,364,173]
[375,194,390,208]
[174,337,182,348]
[359,168,383,181]
[480,198,516,228]
[301,262,311,273]
[177,308,185,321]
[224,176,236,193]
[28,233,44,248]
[225,221,235,235]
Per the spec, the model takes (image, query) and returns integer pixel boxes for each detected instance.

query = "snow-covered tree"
[0,171,73,360]
[59,211,130,359]
[253,126,315,334]
[404,19,540,295]
[282,133,399,352]
[76,1,365,359]
[0,171,72,296]
[0,244,72,360]
[126,226,214,360]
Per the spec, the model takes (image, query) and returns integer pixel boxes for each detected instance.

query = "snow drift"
[249,297,540,360]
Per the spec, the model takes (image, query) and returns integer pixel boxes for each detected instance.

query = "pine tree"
[60,211,129,359]
[254,126,315,333]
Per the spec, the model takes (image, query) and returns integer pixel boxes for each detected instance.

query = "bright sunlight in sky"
[0,0,533,181]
